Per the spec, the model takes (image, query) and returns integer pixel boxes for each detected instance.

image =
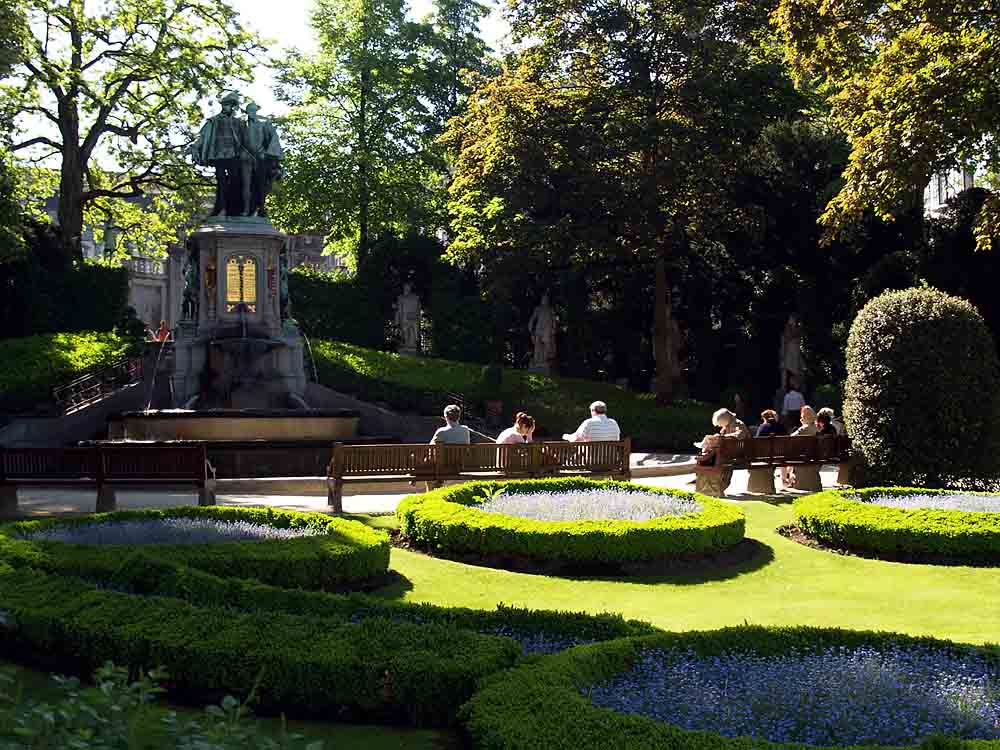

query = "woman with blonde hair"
[783,405,821,490]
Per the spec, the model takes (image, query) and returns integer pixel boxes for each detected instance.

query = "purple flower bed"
[588,645,1000,746]
[478,489,701,522]
[21,518,323,545]
[868,493,1000,513]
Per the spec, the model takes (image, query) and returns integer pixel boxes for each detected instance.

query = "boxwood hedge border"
[461,625,1000,750]
[793,488,1000,562]
[0,506,391,589]
[0,566,519,726]
[396,478,745,565]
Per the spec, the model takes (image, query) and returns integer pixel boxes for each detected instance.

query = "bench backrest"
[715,435,851,466]
[1,445,207,483]
[331,440,630,478]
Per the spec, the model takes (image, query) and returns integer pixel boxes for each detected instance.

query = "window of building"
[225,255,257,313]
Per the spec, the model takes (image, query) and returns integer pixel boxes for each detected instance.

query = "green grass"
[311,340,711,450]
[1,659,460,750]
[374,497,1000,645]
[0,330,130,411]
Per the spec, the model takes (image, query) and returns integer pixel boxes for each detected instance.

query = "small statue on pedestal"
[394,283,421,353]
[528,294,556,371]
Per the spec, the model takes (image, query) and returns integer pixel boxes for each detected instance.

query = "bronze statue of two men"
[191,91,283,218]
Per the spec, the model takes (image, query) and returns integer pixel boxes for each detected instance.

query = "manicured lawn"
[375,498,1000,645]
[1,659,461,750]
[311,340,711,450]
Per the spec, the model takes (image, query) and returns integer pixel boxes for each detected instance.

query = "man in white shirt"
[782,385,805,431]
[563,401,621,442]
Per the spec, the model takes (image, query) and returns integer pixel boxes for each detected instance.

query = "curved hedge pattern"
[794,488,1000,562]
[0,506,391,589]
[0,504,661,727]
[397,478,745,565]
[461,626,1000,750]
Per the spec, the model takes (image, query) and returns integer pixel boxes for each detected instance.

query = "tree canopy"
[3,0,261,257]
[774,0,1000,251]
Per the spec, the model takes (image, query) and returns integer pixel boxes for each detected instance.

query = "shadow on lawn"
[392,537,776,585]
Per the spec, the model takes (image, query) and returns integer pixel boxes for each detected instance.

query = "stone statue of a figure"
[240,102,283,217]
[181,241,200,321]
[394,283,421,352]
[279,246,290,320]
[191,91,284,218]
[779,314,805,389]
[528,294,556,369]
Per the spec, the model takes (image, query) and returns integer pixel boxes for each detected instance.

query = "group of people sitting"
[698,403,844,491]
[429,401,621,446]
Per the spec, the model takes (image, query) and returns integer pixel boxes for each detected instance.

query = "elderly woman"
[783,405,822,491]
[695,409,750,496]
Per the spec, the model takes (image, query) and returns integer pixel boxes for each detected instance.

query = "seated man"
[563,401,621,442]
[431,404,471,445]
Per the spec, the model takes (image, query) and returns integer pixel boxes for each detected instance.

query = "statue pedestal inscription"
[171,220,306,408]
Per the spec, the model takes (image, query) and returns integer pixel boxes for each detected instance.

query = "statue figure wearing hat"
[240,101,284,217]
[191,90,247,216]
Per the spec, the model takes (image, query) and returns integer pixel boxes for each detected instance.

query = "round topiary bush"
[844,287,1000,486]
[461,626,1000,750]
[793,488,1000,563]
[396,478,745,567]
[0,506,391,589]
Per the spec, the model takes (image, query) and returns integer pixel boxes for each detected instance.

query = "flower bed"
[397,478,745,565]
[794,488,1000,562]
[478,488,701,522]
[0,506,390,589]
[461,626,1000,750]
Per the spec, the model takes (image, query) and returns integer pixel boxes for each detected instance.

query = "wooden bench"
[694,435,853,497]
[326,439,632,512]
[0,445,216,516]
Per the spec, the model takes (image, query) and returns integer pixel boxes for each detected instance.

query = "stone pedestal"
[170,218,306,408]
[792,465,822,492]
[747,467,776,494]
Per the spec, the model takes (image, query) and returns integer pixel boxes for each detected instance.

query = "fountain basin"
[113,409,361,442]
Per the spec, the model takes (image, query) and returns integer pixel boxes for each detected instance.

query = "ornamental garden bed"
[462,626,1000,750]
[792,488,1000,565]
[0,505,661,727]
[0,506,392,589]
[395,478,746,573]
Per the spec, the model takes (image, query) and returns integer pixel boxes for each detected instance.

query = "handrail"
[51,355,144,413]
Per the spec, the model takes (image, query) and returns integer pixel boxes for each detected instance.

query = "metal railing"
[51,356,144,413]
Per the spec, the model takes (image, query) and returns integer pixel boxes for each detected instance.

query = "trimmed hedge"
[461,625,1000,750]
[0,506,391,589]
[843,288,1000,487]
[100,553,659,643]
[0,330,130,412]
[794,488,1000,562]
[311,340,712,450]
[396,478,745,565]
[0,567,519,726]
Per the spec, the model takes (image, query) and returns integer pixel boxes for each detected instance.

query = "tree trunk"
[654,252,675,406]
[57,114,84,260]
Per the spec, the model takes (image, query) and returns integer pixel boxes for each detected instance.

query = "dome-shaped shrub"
[844,287,1000,486]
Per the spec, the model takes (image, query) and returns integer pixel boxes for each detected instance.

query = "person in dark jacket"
[816,412,837,436]
[755,409,788,437]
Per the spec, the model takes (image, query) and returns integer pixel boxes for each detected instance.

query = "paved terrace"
[8,455,842,517]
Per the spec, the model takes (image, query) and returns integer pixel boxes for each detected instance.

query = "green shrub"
[843,288,1000,486]
[396,478,745,565]
[461,626,1000,750]
[311,340,712,450]
[0,506,391,589]
[0,330,130,411]
[793,488,1000,561]
[0,662,323,750]
[0,568,520,727]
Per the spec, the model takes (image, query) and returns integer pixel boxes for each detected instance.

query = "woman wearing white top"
[496,412,535,444]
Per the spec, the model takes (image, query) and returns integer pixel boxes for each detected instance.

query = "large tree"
[4,0,260,256]
[272,0,493,268]
[774,0,1000,251]
[273,0,435,267]
[445,0,802,401]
